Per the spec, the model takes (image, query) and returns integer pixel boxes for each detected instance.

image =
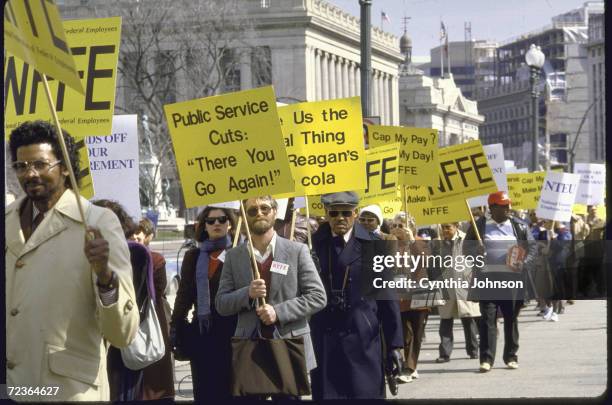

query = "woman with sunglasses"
[359,205,396,240]
[171,206,237,401]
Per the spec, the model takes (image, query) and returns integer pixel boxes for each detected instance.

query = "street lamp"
[525,44,545,172]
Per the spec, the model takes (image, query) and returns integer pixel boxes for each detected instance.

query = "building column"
[348,61,355,97]
[314,49,322,100]
[335,56,343,98]
[391,75,399,126]
[380,73,387,124]
[240,47,252,90]
[342,59,350,98]
[372,70,379,117]
[383,74,391,125]
[328,54,336,99]
[354,64,361,96]
[321,51,329,100]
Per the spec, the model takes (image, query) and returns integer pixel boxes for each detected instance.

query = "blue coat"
[310,222,403,400]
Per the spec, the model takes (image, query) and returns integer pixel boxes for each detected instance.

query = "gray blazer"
[215,235,327,371]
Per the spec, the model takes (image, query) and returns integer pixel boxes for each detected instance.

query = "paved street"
[154,238,606,400]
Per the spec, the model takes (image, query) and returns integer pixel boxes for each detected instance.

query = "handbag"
[230,324,310,397]
[120,297,166,370]
[409,280,447,309]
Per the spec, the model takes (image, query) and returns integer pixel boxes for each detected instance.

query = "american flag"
[381,11,391,23]
[440,21,447,41]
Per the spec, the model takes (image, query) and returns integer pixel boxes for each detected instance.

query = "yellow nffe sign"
[507,172,545,210]
[4,0,84,93]
[427,140,497,204]
[357,144,400,206]
[5,17,122,137]
[278,97,366,195]
[164,86,294,208]
[367,125,438,186]
[404,185,470,226]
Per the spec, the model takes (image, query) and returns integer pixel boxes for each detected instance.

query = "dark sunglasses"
[359,217,377,224]
[246,205,273,217]
[328,210,354,218]
[391,223,404,228]
[205,216,228,225]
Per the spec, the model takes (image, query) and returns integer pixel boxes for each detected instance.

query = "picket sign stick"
[465,199,483,245]
[239,200,266,306]
[232,215,242,247]
[42,75,88,231]
[304,196,313,250]
[289,208,298,241]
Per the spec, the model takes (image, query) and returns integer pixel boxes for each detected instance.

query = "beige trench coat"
[5,190,139,402]
[437,231,481,319]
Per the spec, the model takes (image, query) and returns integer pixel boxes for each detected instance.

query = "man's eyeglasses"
[328,210,354,218]
[391,223,404,229]
[246,204,273,217]
[359,217,377,224]
[12,160,61,175]
[205,216,228,225]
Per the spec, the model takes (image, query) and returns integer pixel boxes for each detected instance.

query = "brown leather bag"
[230,326,310,397]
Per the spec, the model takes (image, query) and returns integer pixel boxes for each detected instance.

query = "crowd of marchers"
[5,120,606,401]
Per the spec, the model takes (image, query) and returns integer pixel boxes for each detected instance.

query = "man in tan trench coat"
[5,121,139,401]
[435,223,481,363]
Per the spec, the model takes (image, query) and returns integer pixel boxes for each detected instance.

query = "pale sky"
[327,0,592,58]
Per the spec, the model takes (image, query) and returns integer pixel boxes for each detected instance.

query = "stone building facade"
[586,12,605,162]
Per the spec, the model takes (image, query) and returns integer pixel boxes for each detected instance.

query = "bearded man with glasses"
[5,120,139,401]
[216,196,327,396]
[309,192,403,400]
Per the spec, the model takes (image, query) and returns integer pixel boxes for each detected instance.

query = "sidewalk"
[171,300,606,400]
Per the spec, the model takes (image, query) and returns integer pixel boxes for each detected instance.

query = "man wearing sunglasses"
[216,196,327,388]
[5,121,139,401]
[309,192,403,400]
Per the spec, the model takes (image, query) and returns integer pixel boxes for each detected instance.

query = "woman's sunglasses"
[359,217,377,224]
[391,223,404,228]
[205,216,228,225]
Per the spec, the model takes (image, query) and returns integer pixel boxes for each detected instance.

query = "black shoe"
[435,357,450,363]
[469,353,478,359]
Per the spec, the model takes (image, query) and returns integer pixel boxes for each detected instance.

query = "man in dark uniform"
[310,191,403,399]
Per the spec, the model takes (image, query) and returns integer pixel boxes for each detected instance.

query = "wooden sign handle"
[239,200,266,307]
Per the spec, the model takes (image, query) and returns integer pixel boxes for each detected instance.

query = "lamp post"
[525,44,545,172]
[359,0,372,116]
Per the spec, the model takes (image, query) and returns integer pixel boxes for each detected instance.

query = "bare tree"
[95,0,271,212]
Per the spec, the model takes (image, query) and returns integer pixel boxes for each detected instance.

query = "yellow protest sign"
[164,86,294,207]
[404,185,470,226]
[4,0,83,93]
[357,144,400,206]
[427,140,497,204]
[278,97,366,194]
[5,17,122,137]
[376,197,404,219]
[305,195,326,217]
[573,204,606,220]
[74,138,94,199]
[367,125,438,186]
[506,172,545,210]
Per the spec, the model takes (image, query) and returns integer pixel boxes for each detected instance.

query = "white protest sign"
[504,160,515,170]
[468,144,507,207]
[506,167,528,174]
[275,198,289,220]
[536,171,581,222]
[293,197,306,209]
[574,163,605,205]
[89,115,140,220]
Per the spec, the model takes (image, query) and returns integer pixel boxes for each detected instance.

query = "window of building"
[220,48,241,93]
[252,46,272,87]
[155,51,176,104]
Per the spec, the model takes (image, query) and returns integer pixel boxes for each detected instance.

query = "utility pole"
[359,0,372,116]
